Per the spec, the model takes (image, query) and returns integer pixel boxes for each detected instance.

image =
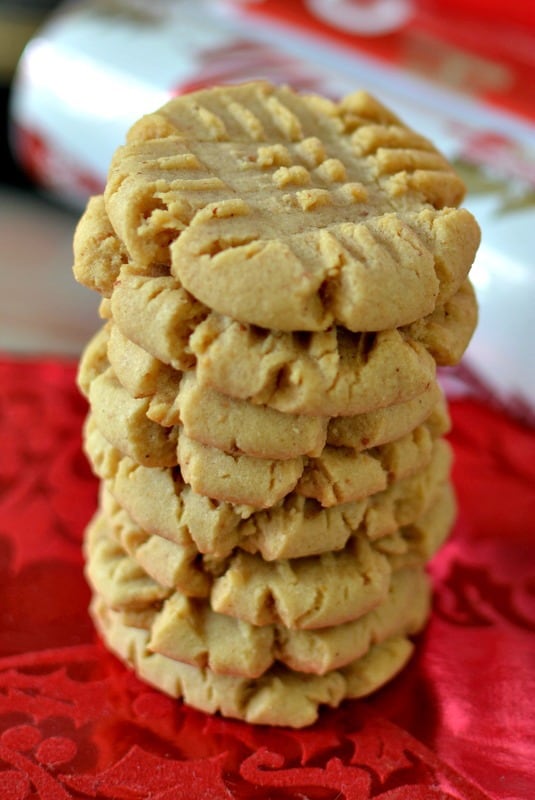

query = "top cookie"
[104,81,480,332]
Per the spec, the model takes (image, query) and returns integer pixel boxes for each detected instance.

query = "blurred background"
[1,0,98,355]
[1,0,534,417]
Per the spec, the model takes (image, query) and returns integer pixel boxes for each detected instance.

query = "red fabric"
[0,356,533,799]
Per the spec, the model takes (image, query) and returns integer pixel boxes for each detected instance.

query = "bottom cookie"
[91,596,415,728]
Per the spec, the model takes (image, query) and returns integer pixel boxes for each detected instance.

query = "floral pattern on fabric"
[0,357,533,799]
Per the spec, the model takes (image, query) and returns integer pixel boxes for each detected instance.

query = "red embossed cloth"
[0,356,533,800]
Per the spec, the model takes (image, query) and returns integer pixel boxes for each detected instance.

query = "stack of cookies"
[73,82,479,727]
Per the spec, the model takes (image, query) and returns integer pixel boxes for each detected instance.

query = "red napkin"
[1,356,533,799]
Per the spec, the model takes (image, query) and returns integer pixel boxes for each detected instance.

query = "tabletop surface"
[0,184,99,357]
